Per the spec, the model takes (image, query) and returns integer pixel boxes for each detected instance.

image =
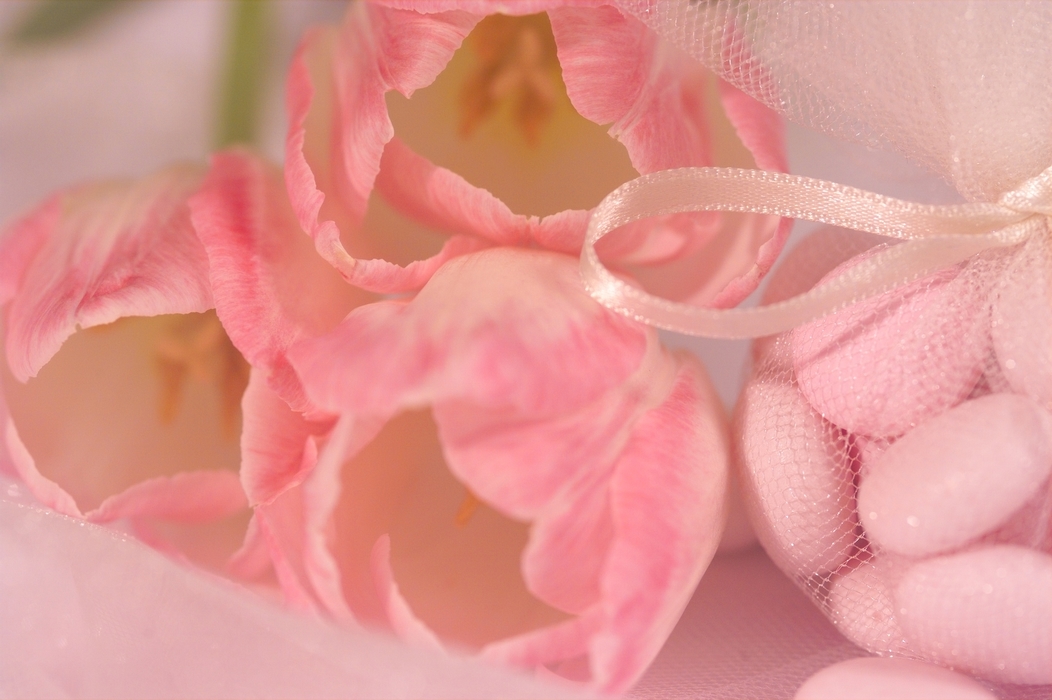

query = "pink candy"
[794,657,996,700]
[897,545,1052,684]
[828,556,905,654]
[859,394,1052,557]
[738,381,855,574]
[792,255,989,437]
[741,238,1052,688]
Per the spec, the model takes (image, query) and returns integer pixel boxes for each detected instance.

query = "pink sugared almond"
[827,556,907,655]
[896,545,1052,685]
[794,657,995,700]
[859,393,1052,558]
[737,381,856,575]
[792,252,989,438]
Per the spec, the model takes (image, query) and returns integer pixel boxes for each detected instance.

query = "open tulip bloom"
[0,0,791,693]
[285,0,788,303]
[0,164,254,570]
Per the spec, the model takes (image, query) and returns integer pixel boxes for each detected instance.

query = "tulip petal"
[503,343,677,616]
[87,470,247,523]
[550,6,711,174]
[520,479,613,615]
[433,399,623,523]
[4,418,81,518]
[7,412,251,573]
[189,149,372,412]
[298,413,389,622]
[371,534,444,650]
[375,138,590,255]
[717,79,787,174]
[1,164,213,382]
[1,313,244,514]
[255,494,325,614]
[701,79,792,307]
[588,355,728,693]
[481,606,603,669]
[550,5,790,306]
[375,137,525,247]
[298,409,573,647]
[373,1,607,13]
[226,512,274,580]
[432,330,673,520]
[285,4,480,291]
[291,248,648,418]
[239,368,333,507]
[333,233,493,295]
[0,196,60,307]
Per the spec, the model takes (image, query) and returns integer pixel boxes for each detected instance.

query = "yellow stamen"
[152,311,250,437]
[454,488,483,528]
[458,14,562,144]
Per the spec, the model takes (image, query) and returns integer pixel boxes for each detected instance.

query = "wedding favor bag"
[586,1,1052,691]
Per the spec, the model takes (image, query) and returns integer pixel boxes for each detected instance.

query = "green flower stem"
[7,0,127,45]
[215,0,269,148]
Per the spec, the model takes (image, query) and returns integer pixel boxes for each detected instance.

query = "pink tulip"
[0,164,249,569]
[284,0,788,306]
[0,148,368,574]
[231,246,729,693]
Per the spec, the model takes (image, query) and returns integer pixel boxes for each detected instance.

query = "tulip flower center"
[385,12,639,218]
[454,488,482,527]
[153,311,250,437]
[1,312,247,513]
[458,14,561,144]
[333,409,570,648]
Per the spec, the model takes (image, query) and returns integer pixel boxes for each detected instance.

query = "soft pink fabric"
[275,248,728,692]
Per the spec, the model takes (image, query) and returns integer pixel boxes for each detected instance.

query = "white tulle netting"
[737,227,1052,695]
[611,1,1052,695]
[624,0,1052,202]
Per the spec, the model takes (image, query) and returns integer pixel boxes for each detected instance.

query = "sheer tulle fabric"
[737,229,1052,694]
[602,2,1052,694]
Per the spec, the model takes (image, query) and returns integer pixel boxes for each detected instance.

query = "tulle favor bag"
[586,0,1052,691]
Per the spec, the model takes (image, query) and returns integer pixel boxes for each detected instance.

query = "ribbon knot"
[581,164,1052,339]
[999,166,1052,218]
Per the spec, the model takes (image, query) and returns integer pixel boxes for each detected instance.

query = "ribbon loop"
[581,165,1052,339]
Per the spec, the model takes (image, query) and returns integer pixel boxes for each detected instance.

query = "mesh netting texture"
[606,2,1052,694]
[736,224,1052,695]
[623,1,1052,202]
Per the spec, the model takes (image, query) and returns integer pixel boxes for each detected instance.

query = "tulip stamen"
[153,311,250,437]
[459,14,561,145]
[454,488,483,527]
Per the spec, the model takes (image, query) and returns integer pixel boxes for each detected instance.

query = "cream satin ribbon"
[581,165,1052,338]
